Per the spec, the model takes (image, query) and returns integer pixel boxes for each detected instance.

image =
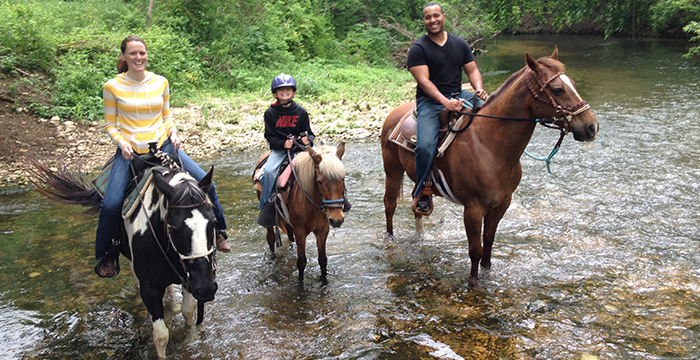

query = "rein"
[450,68,591,174]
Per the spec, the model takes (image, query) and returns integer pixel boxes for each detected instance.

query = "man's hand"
[475,89,489,100]
[443,98,465,112]
[284,139,293,149]
[301,136,310,146]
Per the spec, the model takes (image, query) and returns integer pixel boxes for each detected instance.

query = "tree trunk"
[146,0,155,29]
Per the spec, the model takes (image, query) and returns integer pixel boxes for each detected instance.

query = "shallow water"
[2,34,700,359]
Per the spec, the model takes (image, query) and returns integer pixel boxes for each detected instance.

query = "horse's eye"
[552,88,565,96]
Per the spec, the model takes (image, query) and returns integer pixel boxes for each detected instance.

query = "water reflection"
[2,35,700,359]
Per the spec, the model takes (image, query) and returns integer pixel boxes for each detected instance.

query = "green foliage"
[683,21,700,58]
[3,0,699,123]
[650,0,700,35]
[0,2,57,71]
[341,23,393,65]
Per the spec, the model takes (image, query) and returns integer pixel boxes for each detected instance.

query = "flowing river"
[1,34,700,359]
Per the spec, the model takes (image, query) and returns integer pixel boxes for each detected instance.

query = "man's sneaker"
[216,230,231,252]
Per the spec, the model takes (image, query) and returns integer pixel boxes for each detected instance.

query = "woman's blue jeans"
[413,90,484,198]
[94,140,227,259]
[258,149,287,210]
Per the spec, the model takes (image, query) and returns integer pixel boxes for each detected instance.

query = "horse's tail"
[24,154,102,213]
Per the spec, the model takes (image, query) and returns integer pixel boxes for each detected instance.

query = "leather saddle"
[388,106,476,157]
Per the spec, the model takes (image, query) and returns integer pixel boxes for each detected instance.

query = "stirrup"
[411,183,433,216]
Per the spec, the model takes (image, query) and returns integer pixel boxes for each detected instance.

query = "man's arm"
[463,62,488,100]
[409,65,465,111]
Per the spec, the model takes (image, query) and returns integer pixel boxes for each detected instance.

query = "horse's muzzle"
[573,122,599,141]
[192,281,217,303]
[329,218,344,228]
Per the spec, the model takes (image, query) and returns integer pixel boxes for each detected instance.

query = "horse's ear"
[198,166,214,193]
[307,146,323,165]
[525,52,541,73]
[336,142,346,161]
[153,171,177,201]
[550,45,559,60]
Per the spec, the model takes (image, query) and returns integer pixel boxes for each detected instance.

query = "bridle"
[523,67,591,124]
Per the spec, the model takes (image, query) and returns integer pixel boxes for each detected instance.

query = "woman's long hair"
[116,35,147,74]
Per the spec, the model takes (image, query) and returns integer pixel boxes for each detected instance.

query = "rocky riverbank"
[0,97,406,191]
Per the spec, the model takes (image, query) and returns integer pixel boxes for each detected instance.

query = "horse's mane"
[482,56,566,107]
[294,145,345,195]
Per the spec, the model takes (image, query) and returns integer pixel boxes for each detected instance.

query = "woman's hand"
[301,136,310,146]
[120,143,134,161]
[284,139,293,149]
[170,131,181,151]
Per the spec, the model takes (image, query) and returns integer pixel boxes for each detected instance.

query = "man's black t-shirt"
[406,33,475,99]
[263,101,315,150]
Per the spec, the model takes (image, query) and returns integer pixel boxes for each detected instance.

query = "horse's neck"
[472,77,538,158]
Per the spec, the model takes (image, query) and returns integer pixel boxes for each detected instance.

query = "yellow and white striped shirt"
[103,72,176,154]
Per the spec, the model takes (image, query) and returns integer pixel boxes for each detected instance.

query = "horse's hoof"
[481,261,492,270]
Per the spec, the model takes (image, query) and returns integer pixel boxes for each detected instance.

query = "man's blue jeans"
[413,90,484,198]
[94,140,227,259]
[258,149,287,210]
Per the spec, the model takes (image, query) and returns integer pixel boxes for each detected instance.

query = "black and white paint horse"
[27,158,218,358]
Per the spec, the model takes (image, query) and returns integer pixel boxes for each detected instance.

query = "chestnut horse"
[253,143,346,282]
[381,47,599,284]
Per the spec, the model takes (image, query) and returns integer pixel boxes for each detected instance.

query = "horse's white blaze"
[185,209,209,256]
[559,74,583,101]
[152,318,169,358]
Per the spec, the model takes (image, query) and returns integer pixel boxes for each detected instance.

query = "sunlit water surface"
[1,35,700,359]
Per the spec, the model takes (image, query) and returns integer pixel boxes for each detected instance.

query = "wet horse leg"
[463,206,485,285]
[383,165,404,236]
[314,225,330,280]
[140,284,169,358]
[482,197,511,270]
[266,227,276,258]
[294,229,308,282]
[181,289,196,326]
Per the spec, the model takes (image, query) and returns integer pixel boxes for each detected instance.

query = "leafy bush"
[683,21,700,58]
[0,2,57,71]
[341,23,392,65]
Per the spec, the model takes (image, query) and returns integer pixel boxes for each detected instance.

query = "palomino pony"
[253,143,346,282]
[26,157,218,358]
[381,47,599,284]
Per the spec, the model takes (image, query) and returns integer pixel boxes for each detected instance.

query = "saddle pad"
[252,152,302,189]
